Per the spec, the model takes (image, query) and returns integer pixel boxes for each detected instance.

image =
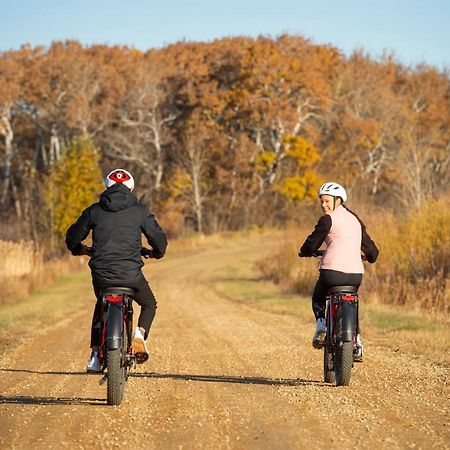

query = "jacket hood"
[99,184,137,212]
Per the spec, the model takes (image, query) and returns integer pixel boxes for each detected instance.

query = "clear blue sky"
[1,0,448,68]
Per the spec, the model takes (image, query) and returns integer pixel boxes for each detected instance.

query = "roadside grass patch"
[214,263,450,367]
[212,263,311,320]
[363,306,438,332]
[0,271,92,354]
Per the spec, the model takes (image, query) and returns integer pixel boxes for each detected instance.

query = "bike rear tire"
[323,343,336,384]
[335,341,353,386]
[106,348,125,405]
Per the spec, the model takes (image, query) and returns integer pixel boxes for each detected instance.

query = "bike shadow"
[1,368,88,376]
[131,372,329,387]
[0,368,106,406]
[0,395,105,406]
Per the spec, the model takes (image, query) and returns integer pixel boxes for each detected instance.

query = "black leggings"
[312,270,362,320]
[90,276,157,348]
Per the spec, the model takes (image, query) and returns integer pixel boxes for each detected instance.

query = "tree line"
[0,36,449,246]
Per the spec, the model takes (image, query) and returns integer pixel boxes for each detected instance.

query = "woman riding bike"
[298,182,378,356]
[65,169,168,372]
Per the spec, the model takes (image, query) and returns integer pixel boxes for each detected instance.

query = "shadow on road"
[1,368,87,376]
[0,368,106,406]
[131,372,329,387]
[0,395,105,405]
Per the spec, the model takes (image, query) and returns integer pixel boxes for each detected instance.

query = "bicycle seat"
[100,287,136,297]
[328,285,358,294]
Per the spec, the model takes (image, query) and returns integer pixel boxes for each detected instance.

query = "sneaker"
[312,318,326,349]
[354,334,364,362]
[132,327,149,364]
[86,352,102,373]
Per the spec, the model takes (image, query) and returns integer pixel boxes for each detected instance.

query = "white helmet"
[318,182,347,202]
[105,168,135,191]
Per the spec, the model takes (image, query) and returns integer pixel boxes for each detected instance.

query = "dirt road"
[0,237,448,449]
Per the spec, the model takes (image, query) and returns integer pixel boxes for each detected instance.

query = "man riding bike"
[298,182,378,357]
[65,168,167,372]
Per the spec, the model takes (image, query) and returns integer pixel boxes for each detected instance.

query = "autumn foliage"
[43,137,103,245]
[0,37,448,259]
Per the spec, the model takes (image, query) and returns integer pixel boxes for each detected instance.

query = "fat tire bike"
[300,250,364,387]
[98,286,136,405]
[323,284,360,386]
[81,246,155,405]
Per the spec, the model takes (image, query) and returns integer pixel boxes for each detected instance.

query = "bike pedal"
[128,356,137,369]
[312,340,325,349]
[135,352,149,364]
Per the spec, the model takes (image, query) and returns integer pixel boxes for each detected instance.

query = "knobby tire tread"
[323,307,336,384]
[335,341,353,386]
[334,308,353,386]
[323,343,336,384]
[107,348,125,405]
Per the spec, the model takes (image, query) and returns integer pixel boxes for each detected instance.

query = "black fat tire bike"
[300,249,364,387]
[80,246,155,405]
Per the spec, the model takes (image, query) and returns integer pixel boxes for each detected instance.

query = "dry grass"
[254,203,450,315]
[0,240,88,305]
[0,240,43,278]
[254,225,318,296]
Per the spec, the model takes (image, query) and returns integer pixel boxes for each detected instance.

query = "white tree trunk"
[0,113,14,208]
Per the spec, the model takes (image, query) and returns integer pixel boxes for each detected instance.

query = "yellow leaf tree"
[273,135,322,201]
[44,137,103,248]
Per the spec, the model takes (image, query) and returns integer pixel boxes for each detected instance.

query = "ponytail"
[342,205,367,230]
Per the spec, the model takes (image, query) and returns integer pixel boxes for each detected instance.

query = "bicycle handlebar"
[140,247,156,259]
[298,249,367,261]
[79,245,94,256]
[78,246,155,259]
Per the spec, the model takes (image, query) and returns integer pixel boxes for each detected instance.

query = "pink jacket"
[321,205,364,274]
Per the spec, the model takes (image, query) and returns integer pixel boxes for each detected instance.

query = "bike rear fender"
[339,300,356,342]
[106,302,123,350]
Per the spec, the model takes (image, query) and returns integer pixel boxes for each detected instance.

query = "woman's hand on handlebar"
[298,250,325,258]
[299,249,367,260]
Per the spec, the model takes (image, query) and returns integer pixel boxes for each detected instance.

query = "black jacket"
[65,184,167,283]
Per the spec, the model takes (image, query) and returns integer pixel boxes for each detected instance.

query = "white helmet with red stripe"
[105,169,135,191]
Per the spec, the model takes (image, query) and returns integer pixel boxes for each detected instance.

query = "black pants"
[90,276,157,348]
[312,269,362,320]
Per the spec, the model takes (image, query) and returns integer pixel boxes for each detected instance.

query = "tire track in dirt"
[0,237,449,449]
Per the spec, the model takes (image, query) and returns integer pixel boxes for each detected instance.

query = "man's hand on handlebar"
[140,247,155,259]
[79,245,94,256]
